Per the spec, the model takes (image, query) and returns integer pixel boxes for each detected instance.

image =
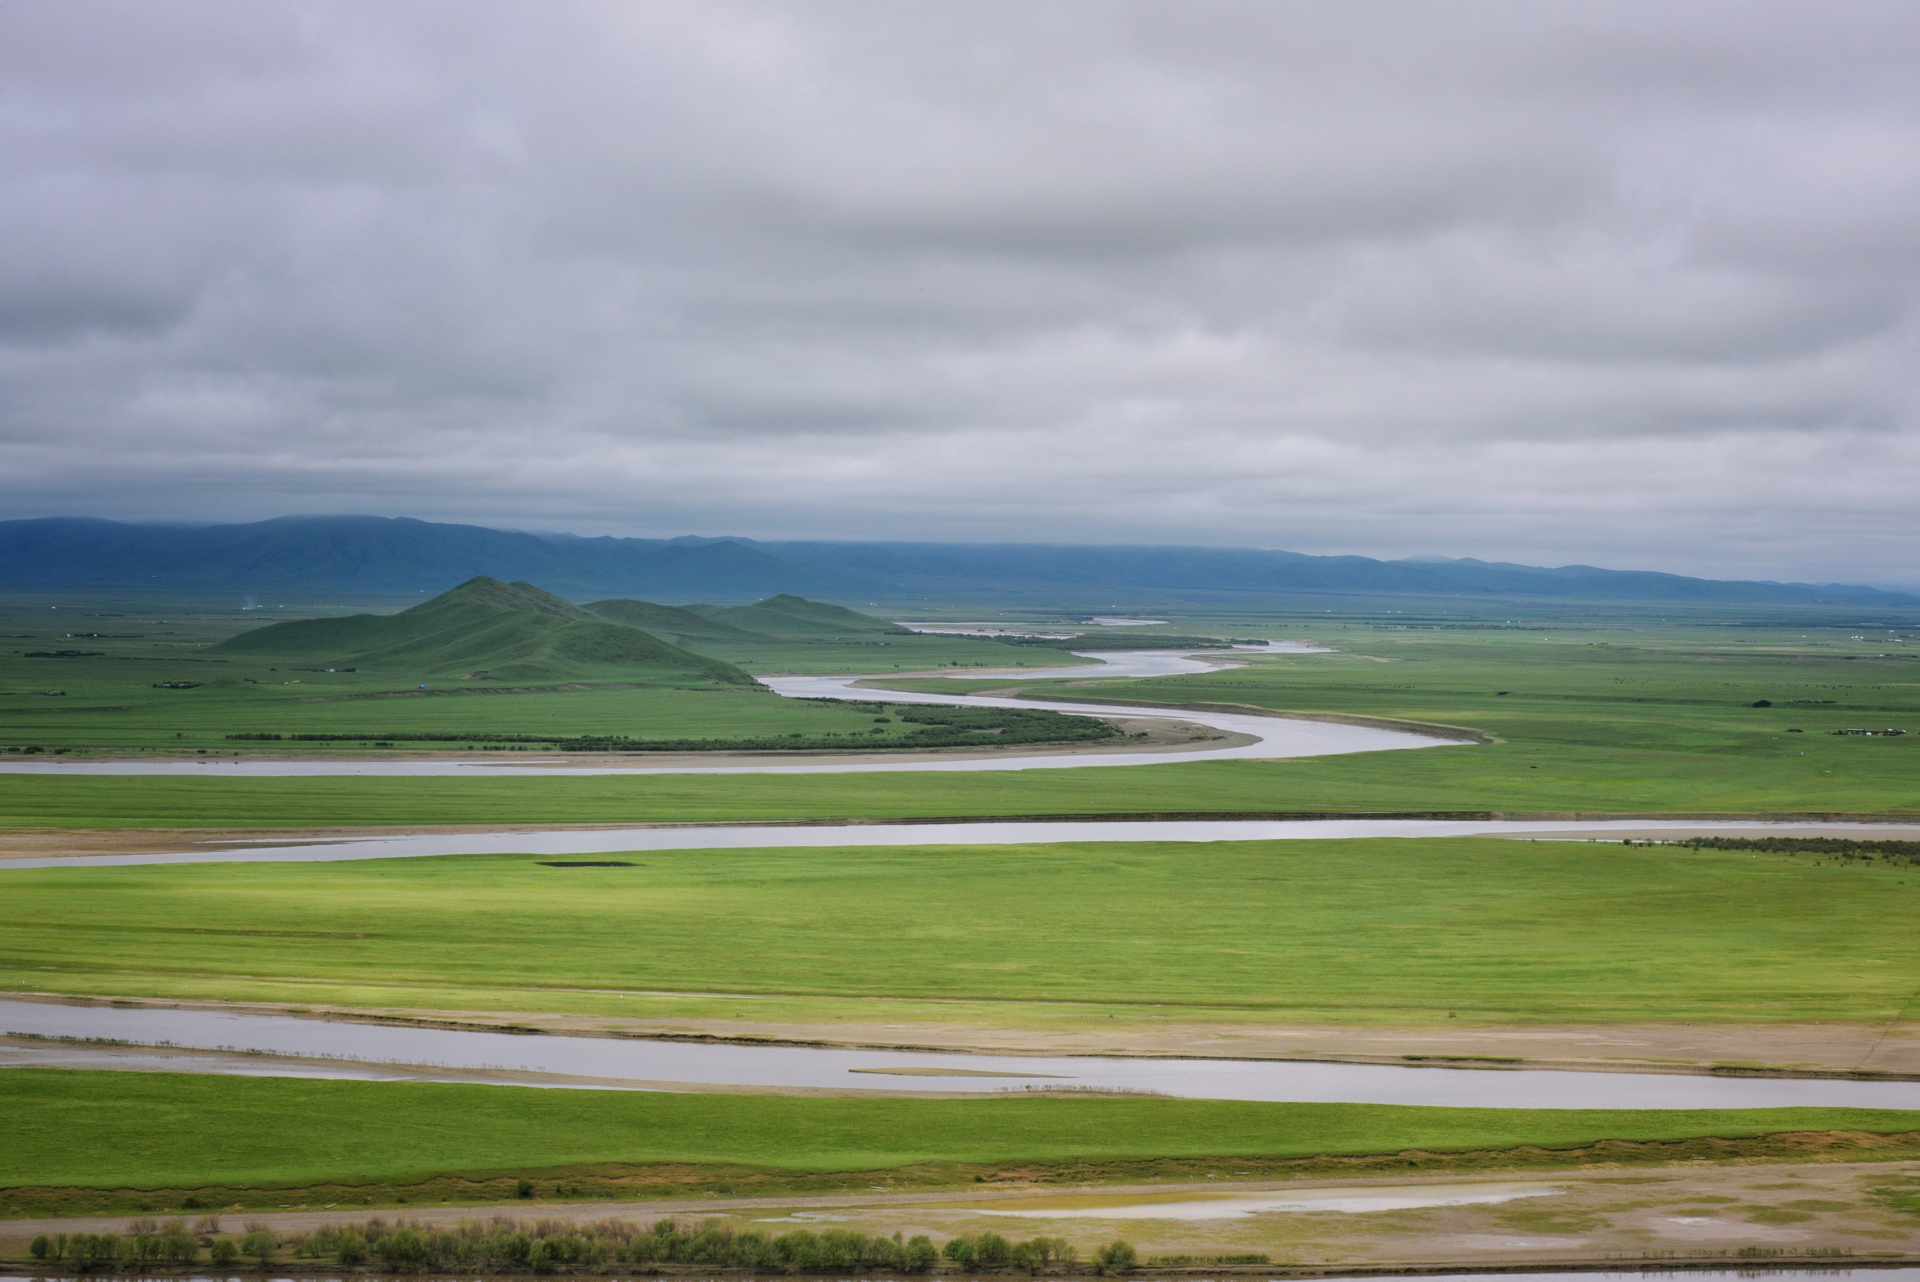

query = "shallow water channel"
[934,1182,1561,1219]
[6,999,1917,1109]
[7,816,1917,873]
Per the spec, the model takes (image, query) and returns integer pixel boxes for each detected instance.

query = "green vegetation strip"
[7,733,1920,830]
[5,839,1915,1023]
[4,1068,1917,1203]
[1656,836,1920,865]
[217,703,1116,753]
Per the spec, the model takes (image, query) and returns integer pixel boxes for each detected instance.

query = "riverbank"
[3,1156,1917,1270]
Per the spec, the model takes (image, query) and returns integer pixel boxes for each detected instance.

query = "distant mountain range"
[3,515,1913,608]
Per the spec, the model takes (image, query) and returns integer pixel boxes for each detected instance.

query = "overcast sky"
[3,2,1917,584]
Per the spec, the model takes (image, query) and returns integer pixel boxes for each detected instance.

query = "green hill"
[585,598,765,644]
[683,593,907,638]
[216,577,755,686]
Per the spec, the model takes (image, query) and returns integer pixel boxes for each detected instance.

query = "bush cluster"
[30,1220,200,1270]
[31,1214,1139,1276]
[1633,836,1920,867]
[276,1216,1119,1275]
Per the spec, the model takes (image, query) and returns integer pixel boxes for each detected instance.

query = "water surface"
[948,1181,1562,1219]
[5,1000,1916,1109]
[6,816,1915,872]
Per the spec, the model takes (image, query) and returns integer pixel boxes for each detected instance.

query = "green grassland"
[6,594,1916,818]
[7,597,1920,1208]
[0,583,1088,753]
[0,672,953,753]
[7,838,1915,1026]
[6,717,1914,829]
[4,1067,1917,1213]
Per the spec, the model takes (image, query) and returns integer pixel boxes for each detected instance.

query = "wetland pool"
[931,1181,1562,1219]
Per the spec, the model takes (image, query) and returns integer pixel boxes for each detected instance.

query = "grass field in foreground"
[6,838,1915,1025]
[3,1068,1917,1204]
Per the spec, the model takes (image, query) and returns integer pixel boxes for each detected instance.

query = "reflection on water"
[942,1181,1562,1219]
[6,999,1919,1109]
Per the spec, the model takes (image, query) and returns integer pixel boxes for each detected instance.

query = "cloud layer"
[4,1,1917,583]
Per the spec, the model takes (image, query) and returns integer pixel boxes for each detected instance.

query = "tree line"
[1632,836,1920,867]
[37,1214,1151,1275]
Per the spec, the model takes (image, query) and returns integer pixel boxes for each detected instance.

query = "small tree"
[69,1233,120,1270]
[377,1226,433,1272]
[1095,1239,1137,1274]
[334,1227,368,1266]
[209,1238,240,1267]
[160,1226,199,1264]
[943,1235,978,1268]
[240,1229,277,1267]
[904,1234,940,1273]
[28,1236,51,1261]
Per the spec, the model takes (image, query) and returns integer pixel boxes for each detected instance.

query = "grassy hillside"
[214,577,753,686]
[688,593,909,637]
[586,598,764,642]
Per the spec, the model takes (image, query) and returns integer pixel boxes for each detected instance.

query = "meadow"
[4,1066,1917,1214]
[6,597,1915,824]
[0,591,1088,754]
[6,838,1914,1027]
[8,593,1920,1222]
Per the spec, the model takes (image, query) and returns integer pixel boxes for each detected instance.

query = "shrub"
[68,1233,120,1270]
[943,1234,976,1267]
[240,1228,277,1266]
[377,1226,433,1272]
[209,1238,240,1266]
[28,1236,51,1260]
[904,1233,940,1273]
[1096,1239,1138,1274]
[161,1225,199,1264]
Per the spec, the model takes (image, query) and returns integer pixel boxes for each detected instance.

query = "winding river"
[6,644,1917,1114]
[0,645,1451,776]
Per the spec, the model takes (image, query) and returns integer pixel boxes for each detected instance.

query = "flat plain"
[6,590,1920,1263]
[4,838,1916,1030]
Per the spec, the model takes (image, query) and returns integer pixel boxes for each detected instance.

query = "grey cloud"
[1,0,1917,584]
